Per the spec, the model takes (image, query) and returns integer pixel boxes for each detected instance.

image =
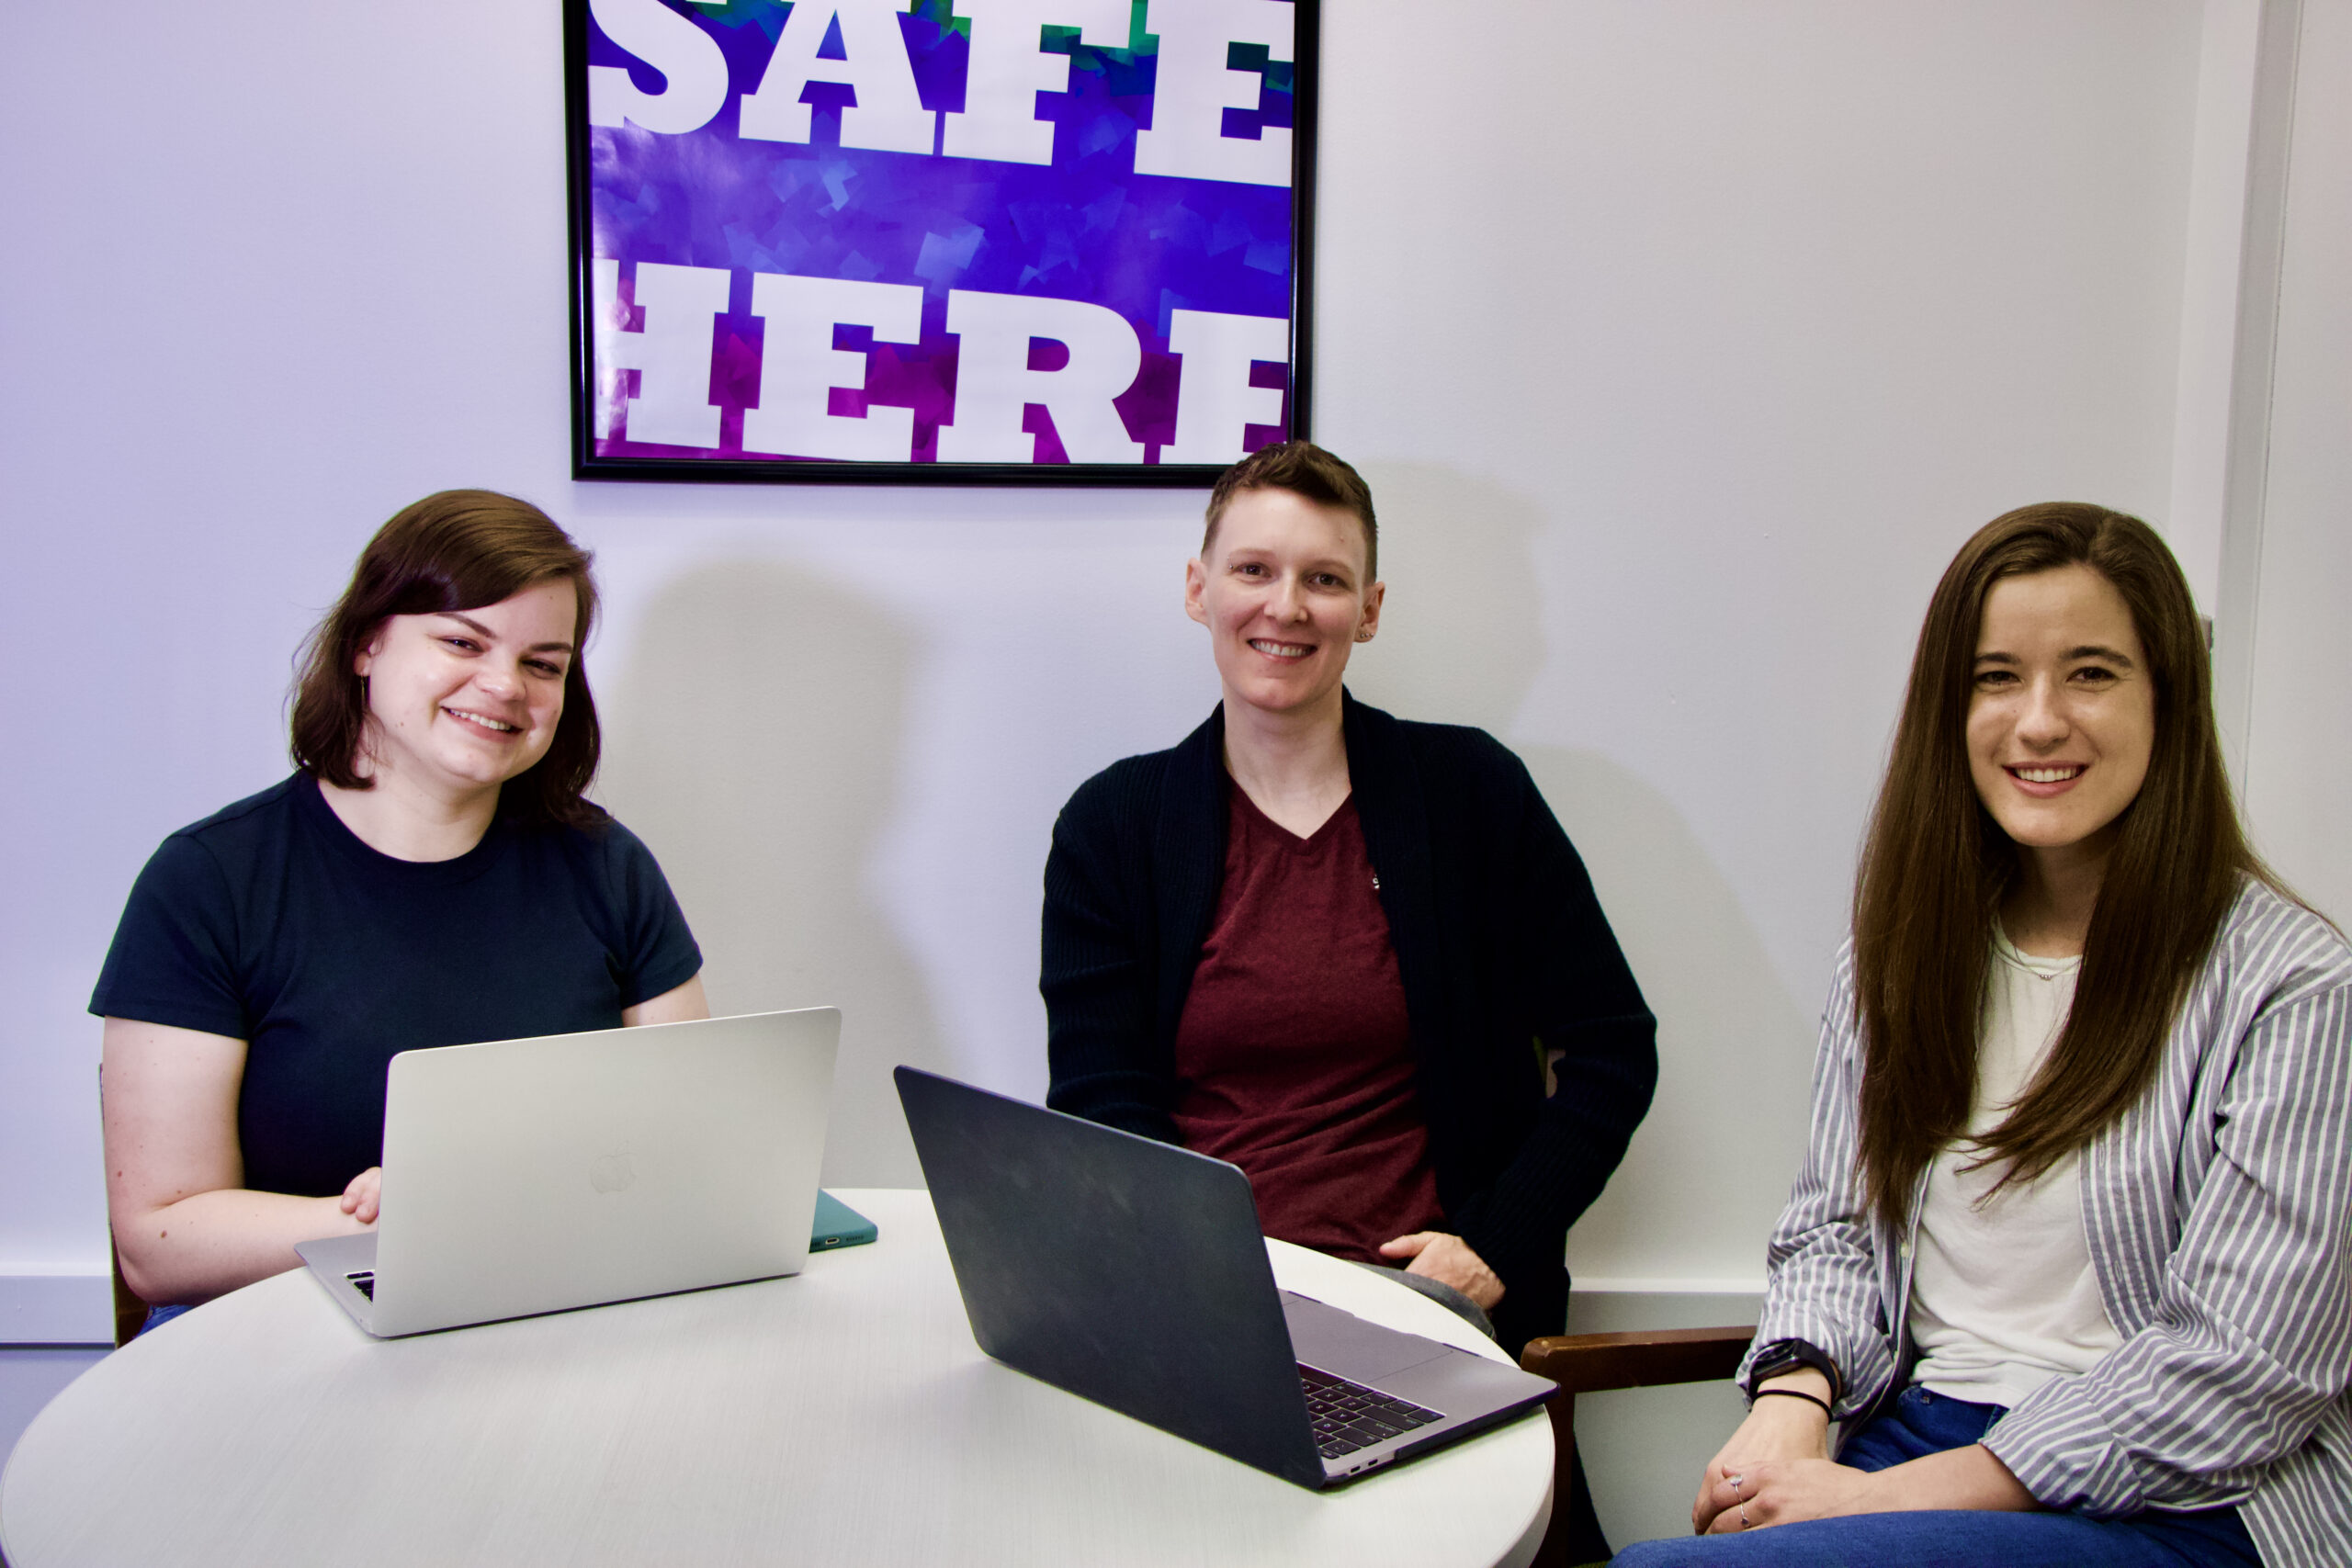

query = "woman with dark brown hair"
[1614,503,2352,1568]
[93,491,707,1326]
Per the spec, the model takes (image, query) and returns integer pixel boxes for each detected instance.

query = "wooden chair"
[110,1238,147,1348]
[1518,1325,1758,1567]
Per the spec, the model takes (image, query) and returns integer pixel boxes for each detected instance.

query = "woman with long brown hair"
[94,491,707,1329]
[1616,504,2351,1567]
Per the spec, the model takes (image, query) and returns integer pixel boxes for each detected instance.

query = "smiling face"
[353,577,580,805]
[1184,486,1383,724]
[1966,564,2156,871]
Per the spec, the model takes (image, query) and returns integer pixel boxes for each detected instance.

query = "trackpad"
[1378,1347,1544,1410]
[1283,1292,1453,1382]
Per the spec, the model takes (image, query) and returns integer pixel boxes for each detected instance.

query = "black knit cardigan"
[1040,693,1657,1349]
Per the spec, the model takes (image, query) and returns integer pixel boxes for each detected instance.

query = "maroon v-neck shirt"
[1170,784,1445,1263]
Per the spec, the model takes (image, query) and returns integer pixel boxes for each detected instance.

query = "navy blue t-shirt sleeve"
[88,835,252,1039]
[594,819,703,1009]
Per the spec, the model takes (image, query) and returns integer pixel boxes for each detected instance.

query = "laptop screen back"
[368,1009,838,1335]
[896,1066,1324,1487]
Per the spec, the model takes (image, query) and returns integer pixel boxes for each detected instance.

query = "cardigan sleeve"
[1982,917,2352,1517]
[1739,952,1905,1418]
[1040,764,1182,1145]
[1446,748,1658,1289]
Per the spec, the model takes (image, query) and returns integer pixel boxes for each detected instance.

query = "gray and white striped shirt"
[1745,880,2352,1567]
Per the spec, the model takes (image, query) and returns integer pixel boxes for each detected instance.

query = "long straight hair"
[1851,502,2273,1224]
[290,491,604,829]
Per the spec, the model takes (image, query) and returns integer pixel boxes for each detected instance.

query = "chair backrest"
[1519,1325,1757,1567]
[110,1242,146,1348]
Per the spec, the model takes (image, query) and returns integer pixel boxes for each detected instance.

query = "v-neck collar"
[1226,777,1355,851]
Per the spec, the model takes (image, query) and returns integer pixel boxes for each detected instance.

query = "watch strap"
[1744,1337,1842,1405]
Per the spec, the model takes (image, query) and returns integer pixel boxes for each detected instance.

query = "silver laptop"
[895,1066,1556,1488]
[297,1009,840,1337]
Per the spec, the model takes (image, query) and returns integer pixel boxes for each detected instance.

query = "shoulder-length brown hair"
[1851,502,2273,1224]
[290,491,604,829]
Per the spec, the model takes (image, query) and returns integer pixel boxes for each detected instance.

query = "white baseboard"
[0,1269,114,1346]
[1571,1277,1767,1294]
[2,1268,1766,1348]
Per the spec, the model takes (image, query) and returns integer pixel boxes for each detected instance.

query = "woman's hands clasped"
[1691,1374,2041,1532]
[1376,1231,1504,1310]
[1691,1374,1838,1534]
[1697,1455,1879,1535]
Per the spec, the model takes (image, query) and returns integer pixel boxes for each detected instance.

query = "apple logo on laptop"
[590,1150,637,1194]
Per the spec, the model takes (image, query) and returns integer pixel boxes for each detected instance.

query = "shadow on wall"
[596,559,944,1189]
[1347,463,1815,1280]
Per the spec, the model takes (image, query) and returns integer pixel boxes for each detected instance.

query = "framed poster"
[565,0,1317,484]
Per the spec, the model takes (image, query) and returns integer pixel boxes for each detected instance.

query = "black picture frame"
[564,0,1319,486]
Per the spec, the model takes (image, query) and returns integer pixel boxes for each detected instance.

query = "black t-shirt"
[89,773,704,1198]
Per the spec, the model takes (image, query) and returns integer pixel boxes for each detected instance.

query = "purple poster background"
[569,0,1311,478]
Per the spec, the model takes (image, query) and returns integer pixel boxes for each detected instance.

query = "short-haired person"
[96,491,707,1327]
[1617,505,2352,1567]
[1042,442,1657,1557]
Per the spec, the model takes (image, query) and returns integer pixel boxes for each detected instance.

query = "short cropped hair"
[1202,441,1379,581]
[290,490,604,829]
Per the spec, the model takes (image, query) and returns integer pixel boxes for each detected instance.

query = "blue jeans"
[138,1303,192,1336]
[1611,1385,2263,1568]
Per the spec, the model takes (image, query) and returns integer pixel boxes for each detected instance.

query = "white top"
[0,1189,1551,1568]
[1907,931,2121,1408]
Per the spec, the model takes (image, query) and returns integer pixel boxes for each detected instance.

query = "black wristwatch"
[1744,1338,1841,1404]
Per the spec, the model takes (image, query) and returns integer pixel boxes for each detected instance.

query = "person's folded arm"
[1700,1432,2038,1534]
[1736,952,1906,1416]
[1448,1009,1656,1299]
[1040,773,1180,1144]
[102,1017,372,1307]
[1980,945,2352,1517]
[1450,752,1657,1288]
[1691,1359,2036,1532]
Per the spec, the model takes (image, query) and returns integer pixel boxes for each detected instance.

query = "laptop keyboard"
[1300,1365,1442,1460]
[346,1271,376,1301]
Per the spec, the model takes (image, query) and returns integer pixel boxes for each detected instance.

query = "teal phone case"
[811,1190,879,1251]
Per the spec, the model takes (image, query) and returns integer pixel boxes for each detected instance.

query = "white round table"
[2,1190,1551,1566]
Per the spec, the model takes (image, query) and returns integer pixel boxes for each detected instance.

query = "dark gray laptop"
[894,1066,1555,1488]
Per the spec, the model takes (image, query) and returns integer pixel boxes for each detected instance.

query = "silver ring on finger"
[1726,1472,1744,1495]
[1740,1501,1752,1529]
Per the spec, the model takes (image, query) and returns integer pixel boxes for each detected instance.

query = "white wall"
[0,0,2232,1301]
[1317,0,2210,1292]
[13,0,2346,1551]
[2239,0,2352,923]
